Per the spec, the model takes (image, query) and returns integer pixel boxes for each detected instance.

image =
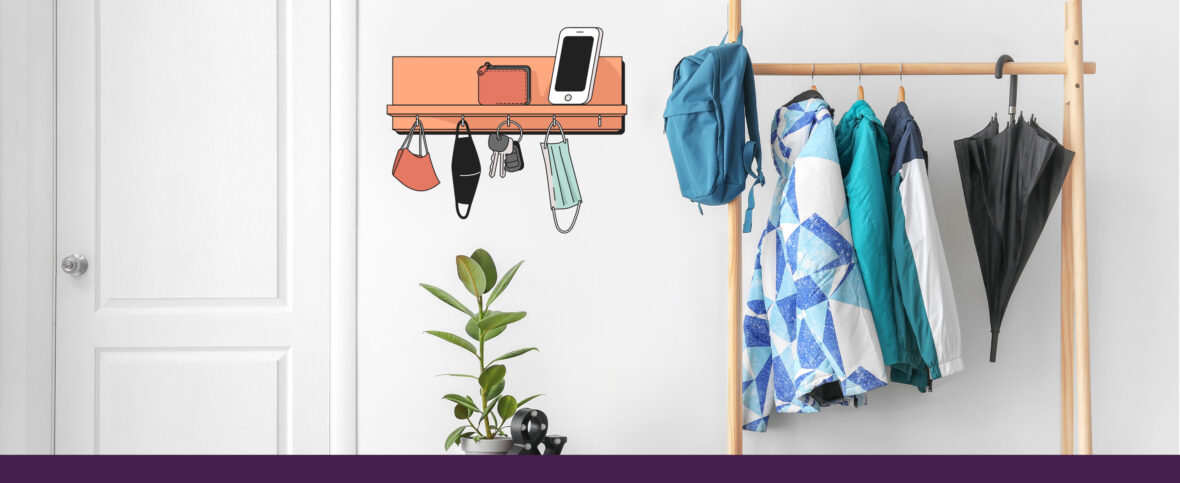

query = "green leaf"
[517,394,543,407]
[497,395,519,421]
[486,260,523,307]
[424,331,477,356]
[443,394,480,414]
[445,425,465,450]
[465,310,500,341]
[455,255,486,297]
[477,311,526,332]
[464,318,481,340]
[471,434,483,442]
[454,403,472,420]
[470,249,497,293]
[437,373,476,379]
[486,380,505,400]
[478,365,506,390]
[483,324,507,341]
[489,347,538,365]
[419,283,474,317]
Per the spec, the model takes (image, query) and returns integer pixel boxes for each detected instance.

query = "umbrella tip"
[989,332,1000,362]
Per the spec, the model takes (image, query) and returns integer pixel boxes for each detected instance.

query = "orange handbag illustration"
[477,62,531,105]
[392,117,440,191]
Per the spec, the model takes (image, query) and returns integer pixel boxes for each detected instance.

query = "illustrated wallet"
[477,62,531,106]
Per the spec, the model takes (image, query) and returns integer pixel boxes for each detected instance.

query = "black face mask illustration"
[452,119,481,219]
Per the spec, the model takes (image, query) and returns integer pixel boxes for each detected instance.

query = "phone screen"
[555,36,594,92]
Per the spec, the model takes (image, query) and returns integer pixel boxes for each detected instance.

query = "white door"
[55,0,330,454]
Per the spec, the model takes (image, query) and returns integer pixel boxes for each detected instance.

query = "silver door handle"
[61,254,88,276]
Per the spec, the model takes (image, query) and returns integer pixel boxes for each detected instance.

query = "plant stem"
[476,295,491,439]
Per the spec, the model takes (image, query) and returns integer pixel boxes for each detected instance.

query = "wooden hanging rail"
[723,0,1093,456]
[752,62,1096,76]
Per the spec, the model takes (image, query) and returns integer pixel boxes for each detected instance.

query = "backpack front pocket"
[664,100,723,200]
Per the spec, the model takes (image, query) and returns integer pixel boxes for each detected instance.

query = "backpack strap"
[718,29,743,45]
[740,55,764,233]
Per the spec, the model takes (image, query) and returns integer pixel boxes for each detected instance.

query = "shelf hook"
[810,62,816,90]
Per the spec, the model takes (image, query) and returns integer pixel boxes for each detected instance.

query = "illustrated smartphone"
[548,27,603,105]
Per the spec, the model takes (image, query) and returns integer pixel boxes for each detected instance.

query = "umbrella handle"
[995,55,1018,124]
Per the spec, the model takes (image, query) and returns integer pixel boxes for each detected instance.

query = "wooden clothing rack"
[722,0,1095,455]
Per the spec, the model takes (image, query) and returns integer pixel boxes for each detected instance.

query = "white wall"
[358,0,1177,453]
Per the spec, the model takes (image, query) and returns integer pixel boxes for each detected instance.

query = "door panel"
[96,348,288,454]
[55,0,329,454]
[97,0,279,303]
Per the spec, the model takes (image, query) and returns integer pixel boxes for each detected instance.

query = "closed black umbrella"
[954,57,1074,362]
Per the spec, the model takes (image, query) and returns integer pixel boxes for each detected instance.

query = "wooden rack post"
[1064,0,1092,455]
[722,0,1093,455]
[724,0,744,457]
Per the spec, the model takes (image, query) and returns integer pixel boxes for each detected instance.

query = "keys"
[487,133,509,178]
[503,139,524,173]
[488,132,510,152]
[488,139,512,178]
[488,133,521,178]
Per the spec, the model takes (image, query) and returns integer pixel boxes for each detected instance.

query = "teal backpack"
[663,31,763,232]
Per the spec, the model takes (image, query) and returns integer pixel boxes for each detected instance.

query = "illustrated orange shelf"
[388,56,626,134]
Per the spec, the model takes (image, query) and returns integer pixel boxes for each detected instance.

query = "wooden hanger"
[857,63,864,100]
[898,63,906,102]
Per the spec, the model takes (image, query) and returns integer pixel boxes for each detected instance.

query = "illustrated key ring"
[495,118,525,143]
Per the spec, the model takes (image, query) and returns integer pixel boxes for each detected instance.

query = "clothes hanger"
[897,63,906,103]
[786,63,825,108]
[857,62,864,100]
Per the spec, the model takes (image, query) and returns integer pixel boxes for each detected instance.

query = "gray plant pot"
[460,437,514,455]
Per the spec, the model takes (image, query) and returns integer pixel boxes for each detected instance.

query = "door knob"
[61,254,88,277]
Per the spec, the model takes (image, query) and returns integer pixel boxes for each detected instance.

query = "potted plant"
[421,248,541,454]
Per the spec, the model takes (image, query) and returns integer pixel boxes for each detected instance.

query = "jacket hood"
[844,100,883,127]
[783,89,837,117]
[835,100,884,175]
[884,101,914,151]
[771,95,833,173]
[884,102,926,175]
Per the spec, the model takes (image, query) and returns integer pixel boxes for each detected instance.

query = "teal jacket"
[835,101,928,390]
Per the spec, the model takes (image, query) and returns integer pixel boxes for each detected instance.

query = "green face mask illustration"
[541,120,582,234]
